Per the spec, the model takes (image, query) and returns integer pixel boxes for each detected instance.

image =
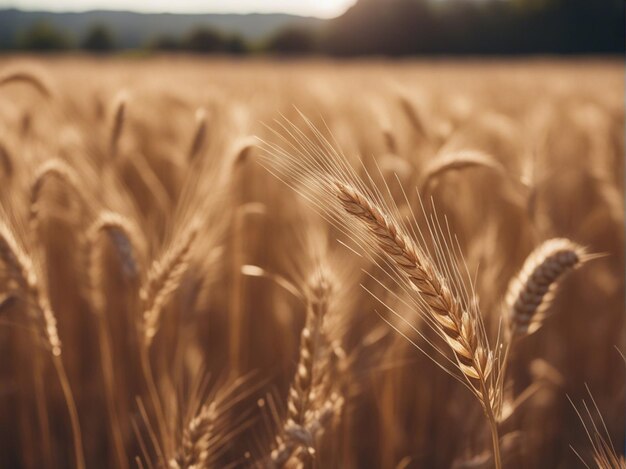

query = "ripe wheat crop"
[0,57,623,468]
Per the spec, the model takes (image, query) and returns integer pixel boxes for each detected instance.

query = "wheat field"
[0,57,623,468]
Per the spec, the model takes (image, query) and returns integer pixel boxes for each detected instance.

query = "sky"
[2,0,358,18]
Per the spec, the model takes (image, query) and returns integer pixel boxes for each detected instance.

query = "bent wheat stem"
[53,354,86,469]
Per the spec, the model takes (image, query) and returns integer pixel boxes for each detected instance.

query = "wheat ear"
[271,270,334,468]
[419,150,506,198]
[287,271,330,426]
[87,211,140,313]
[506,238,586,338]
[169,376,256,469]
[86,212,141,469]
[398,94,427,140]
[188,108,208,162]
[335,182,492,386]
[382,127,398,154]
[0,142,13,179]
[30,159,87,232]
[0,69,53,97]
[170,402,217,469]
[141,222,199,346]
[333,181,501,468]
[0,219,53,465]
[110,91,127,159]
[139,222,200,460]
[272,394,344,469]
[0,220,61,355]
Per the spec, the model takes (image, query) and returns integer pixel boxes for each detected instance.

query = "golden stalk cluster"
[0,58,622,469]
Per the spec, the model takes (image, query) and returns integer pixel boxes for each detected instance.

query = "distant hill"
[325,0,623,55]
[0,8,324,49]
[1,0,621,55]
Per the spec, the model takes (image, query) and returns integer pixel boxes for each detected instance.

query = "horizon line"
[1,2,356,19]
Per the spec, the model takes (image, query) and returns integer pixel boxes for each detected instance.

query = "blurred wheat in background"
[0,57,623,468]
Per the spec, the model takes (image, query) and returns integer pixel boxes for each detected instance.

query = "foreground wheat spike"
[287,270,330,425]
[271,269,335,468]
[334,181,492,388]
[168,376,256,469]
[169,401,217,469]
[141,221,199,346]
[506,238,586,338]
[272,394,344,469]
[332,180,502,468]
[0,219,85,469]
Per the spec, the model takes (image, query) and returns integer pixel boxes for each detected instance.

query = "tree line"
[8,0,624,55]
[11,22,262,54]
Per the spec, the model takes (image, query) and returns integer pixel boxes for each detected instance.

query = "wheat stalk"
[287,270,331,427]
[0,215,54,465]
[0,219,85,469]
[335,182,492,385]
[260,117,503,466]
[86,211,142,469]
[138,221,200,461]
[270,268,337,468]
[332,180,502,467]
